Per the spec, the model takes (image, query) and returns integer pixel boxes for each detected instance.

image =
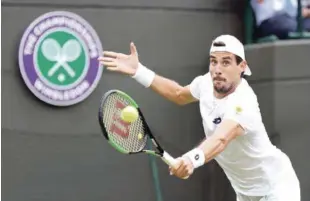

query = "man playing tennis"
[98,34,300,201]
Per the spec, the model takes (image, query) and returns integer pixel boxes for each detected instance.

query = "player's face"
[209,52,246,95]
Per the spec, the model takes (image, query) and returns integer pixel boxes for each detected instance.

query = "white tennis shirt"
[189,73,288,196]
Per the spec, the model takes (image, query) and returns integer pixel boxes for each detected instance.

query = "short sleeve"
[189,76,203,100]
[189,73,211,100]
[223,95,260,135]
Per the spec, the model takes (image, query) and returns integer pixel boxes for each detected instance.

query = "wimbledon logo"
[18,11,103,106]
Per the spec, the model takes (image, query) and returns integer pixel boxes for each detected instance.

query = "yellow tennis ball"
[120,106,138,123]
[138,133,143,140]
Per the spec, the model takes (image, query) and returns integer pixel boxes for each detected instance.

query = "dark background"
[2,0,309,200]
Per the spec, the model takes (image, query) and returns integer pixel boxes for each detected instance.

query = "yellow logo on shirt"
[235,106,242,114]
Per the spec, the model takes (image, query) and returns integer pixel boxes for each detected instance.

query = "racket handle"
[162,151,189,179]
[162,151,178,168]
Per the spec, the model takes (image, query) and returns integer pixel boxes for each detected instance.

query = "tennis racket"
[98,89,179,168]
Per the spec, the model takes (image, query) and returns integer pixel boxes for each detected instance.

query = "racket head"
[62,39,81,61]
[41,38,61,61]
[98,90,149,154]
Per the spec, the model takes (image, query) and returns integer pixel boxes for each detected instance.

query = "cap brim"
[244,65,252,76]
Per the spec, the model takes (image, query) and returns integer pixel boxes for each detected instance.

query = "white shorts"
[236,154,300,201]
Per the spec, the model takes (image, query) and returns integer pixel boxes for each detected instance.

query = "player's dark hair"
[235,55,246,78]
[212,41,225,47]
[235,55,243,65]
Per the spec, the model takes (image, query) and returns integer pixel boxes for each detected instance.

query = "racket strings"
[101,93,147,152]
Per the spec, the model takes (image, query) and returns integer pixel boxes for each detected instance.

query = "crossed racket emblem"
[41,38,82,82]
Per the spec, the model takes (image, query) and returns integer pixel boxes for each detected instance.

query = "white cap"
[209,34,251,76]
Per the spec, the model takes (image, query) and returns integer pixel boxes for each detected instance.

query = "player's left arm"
[191,96,257,166]
[181,119,244,169]
[170,96,257,178]
[169,120,244,178]
[196,119,244,163]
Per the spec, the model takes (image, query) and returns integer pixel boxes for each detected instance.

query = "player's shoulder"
[196,72,212,88]
[192,72,212,83]
[227,78,259,107]
[190,72,212,91]
[189,72,212,100]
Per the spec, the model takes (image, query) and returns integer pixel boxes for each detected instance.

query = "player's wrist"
[183,148,205,169]
[132,63,155,88]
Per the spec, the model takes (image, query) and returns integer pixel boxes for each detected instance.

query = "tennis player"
[98,34,300,201]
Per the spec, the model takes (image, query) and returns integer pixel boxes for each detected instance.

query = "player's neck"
[214,79,242,99]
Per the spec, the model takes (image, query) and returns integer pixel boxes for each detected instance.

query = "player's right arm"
[149,76,197,105]
[98,42,199,105]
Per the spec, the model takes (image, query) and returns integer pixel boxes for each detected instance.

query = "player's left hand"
[169,156,194,179]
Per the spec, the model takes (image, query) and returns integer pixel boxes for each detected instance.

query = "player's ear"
[240,60,247,72]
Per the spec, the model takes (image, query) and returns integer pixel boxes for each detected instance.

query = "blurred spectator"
[251,0,310,40]
[302,0,310,30]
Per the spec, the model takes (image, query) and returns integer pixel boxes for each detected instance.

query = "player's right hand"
[98,42,139,76]
[169,157,194,179]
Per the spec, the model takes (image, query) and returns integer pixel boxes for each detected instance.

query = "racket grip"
[162,151,178,167]
[162,151,189,179]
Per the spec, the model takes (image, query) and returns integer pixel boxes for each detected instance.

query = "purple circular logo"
[18,11,103,106]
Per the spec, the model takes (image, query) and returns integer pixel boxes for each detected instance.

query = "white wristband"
[183,148,205,168]
[132,63,155,88]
